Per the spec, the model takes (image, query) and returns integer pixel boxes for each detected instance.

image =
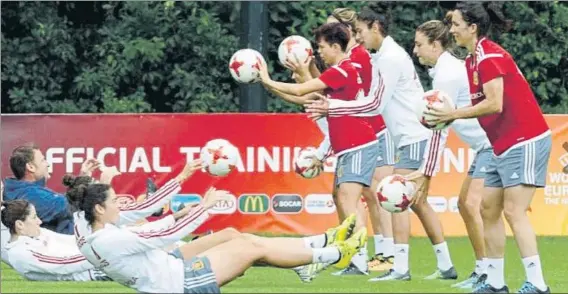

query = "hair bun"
[62,174,77,187]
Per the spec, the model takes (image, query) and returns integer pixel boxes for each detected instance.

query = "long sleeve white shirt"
[323,36,446,176]
[3,229,107,281]
[430,52,491,152]
[74,178,181,250]
[83,205,210,293]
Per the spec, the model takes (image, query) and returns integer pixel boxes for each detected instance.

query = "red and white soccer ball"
[377,174,416,213]
[415,89,456,130]
[294,147,322,179]
[278,35,314,66]
[229,49,266,84]
[200,139,240,177]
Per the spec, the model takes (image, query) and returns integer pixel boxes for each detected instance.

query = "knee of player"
[220,227,242,238]
[502,202,525,223]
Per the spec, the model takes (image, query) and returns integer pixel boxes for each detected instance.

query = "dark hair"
[357,6,390,37]
[63,174,111,225]
[9,144,39,180]
[416,19,454,51]
[314,22,351,52]
[1,200,33,234]
[455,1,512,38]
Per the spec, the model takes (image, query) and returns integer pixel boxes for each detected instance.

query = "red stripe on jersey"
[120,180,179,211]
[136,206,206,239]
[424,131,441,176]
[31,251,86,264]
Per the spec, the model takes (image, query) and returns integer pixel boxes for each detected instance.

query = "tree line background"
[2,1,567,114]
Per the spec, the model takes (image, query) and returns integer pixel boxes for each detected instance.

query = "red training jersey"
[347,43,386,135]
[465,38,549,155]
[319,58,377,156]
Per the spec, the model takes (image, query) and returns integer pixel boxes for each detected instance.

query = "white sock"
[393,244,409,274]
[486,258,505,289]
[383,237,395,258]
[433,242,453,271]
[303,234,326,248]
[474,259,485,275]
[373,234,384,256]
[351,246,368,272]
[312,247,340,264]
[522,255,547,291]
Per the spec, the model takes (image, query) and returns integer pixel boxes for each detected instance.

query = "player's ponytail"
[455,1,512,38]
[63,174,93,211]
[416,20,455,53]
[329,8,357,36]
[485,2,512,34]
[1,200,33,234]
[63,174,110,225]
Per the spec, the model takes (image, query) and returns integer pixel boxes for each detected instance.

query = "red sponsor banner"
[1,114,567,236]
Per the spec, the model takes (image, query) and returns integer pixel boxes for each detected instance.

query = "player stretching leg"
[71,178,366,293]
[413,19,493,288]
[428,3,551,293]
[306,7,457,282]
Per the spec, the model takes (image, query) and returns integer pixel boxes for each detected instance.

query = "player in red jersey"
[258,22,379,274]
[324,9,395,275]
[427,2,551,293]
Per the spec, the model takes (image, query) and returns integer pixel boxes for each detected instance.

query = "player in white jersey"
[71,163,366,293]
[306,7,457,282]
[413,19,493,289]
[1,200,111,281]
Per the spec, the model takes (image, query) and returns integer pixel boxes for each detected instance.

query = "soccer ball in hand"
[229,49,266,84]
[278,35,314,67]
[294,147,322,179]
[415,89,456,130]
[200,139,240,177]
[377,174,416,213]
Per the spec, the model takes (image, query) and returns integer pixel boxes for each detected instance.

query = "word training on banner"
[2,114,567,236]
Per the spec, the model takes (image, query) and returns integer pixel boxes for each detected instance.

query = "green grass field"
[2,237,567,293]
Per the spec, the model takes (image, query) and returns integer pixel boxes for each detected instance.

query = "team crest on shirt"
[191,260,204,271]
[473,71,479,86]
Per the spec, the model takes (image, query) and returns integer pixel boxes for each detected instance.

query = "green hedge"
[2,1,567,114]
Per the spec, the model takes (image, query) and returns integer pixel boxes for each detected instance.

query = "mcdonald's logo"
[238,194,270,214]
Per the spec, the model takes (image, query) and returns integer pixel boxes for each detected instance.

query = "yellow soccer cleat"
[333,228,368,269]
[324,214,356,247]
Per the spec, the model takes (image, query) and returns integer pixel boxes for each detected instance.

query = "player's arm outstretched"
[306,57,402,116]
[114,160,202,226]
[258,60,328,97]
[99,188,231,256]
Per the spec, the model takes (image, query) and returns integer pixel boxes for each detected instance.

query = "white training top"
[323,36,446,176]
[83,205,210,293]
[430,51,491,152]
[2,228,107,281]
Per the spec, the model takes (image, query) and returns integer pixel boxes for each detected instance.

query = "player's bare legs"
[452,176,486,288]
[200,229,366,287]
[480,186,506,290]
[503,185,547,291]
[365,165,395,271]
[177,228,242,258]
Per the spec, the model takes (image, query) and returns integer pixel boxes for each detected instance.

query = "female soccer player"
[413,18,493,289]
[1,199,111,281]
[305,7,456,282]
[283,8,395,276]
[71,175,365,293]
[427,2,551,293]
[259,20,379,275]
